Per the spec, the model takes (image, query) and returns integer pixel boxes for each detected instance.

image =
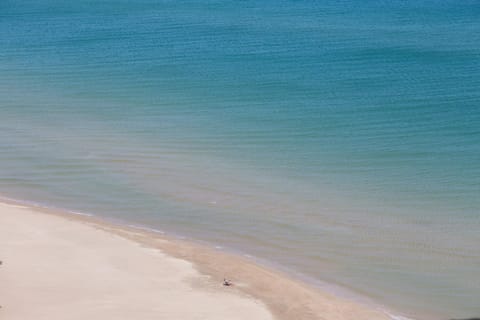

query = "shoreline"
[0,197,405,320]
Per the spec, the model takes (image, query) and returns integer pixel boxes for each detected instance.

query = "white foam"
[127,224,165,234]
[384,311,416,320]
[3,203,29,209]
[69,210,93,217]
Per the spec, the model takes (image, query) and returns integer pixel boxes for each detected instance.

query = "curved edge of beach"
[0,200,394,320]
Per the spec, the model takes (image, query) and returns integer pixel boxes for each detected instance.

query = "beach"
[0,201,391,320]
[2,0,479,317]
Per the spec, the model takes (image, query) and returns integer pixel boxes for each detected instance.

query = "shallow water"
[1,0,479,318]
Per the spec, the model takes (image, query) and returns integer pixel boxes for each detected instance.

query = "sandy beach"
[0,202,391,320]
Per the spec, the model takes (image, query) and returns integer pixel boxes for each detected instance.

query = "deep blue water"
[1,1,479,318]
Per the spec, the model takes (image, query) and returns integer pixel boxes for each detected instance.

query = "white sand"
[0,203,273,320]
[0,201,393,320]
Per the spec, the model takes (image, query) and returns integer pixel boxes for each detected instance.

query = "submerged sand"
[0,202,391,320]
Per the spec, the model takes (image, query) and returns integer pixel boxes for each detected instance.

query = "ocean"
[1,0,479,318]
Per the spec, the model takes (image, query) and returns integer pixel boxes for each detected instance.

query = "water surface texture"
[1,1,479,318]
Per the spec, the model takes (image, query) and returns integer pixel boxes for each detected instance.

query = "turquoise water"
[1,0,479,318]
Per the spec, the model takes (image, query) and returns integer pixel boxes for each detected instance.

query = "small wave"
[384,311,416,320]
[0,196,55,211]
[4,204,29,209]
[127,224,165,235]
[68,210,93,217]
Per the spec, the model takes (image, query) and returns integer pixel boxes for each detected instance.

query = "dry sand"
[0,202,392,320]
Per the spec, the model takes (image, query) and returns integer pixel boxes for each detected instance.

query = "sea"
[1,0,479,319]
